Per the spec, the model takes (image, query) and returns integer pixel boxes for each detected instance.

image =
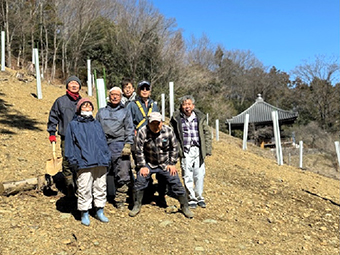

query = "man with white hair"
[170,95,212,209]
[96,87,134,209]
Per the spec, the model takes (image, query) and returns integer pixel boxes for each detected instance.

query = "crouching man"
[129,112,193,218]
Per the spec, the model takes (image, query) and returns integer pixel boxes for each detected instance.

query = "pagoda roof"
[225,94,298,128]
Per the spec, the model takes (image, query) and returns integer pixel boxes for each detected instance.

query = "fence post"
[33,48,42,99]
[169,82,174,118]
[272,111,283,165]
[276,111,283,165]
[242,114,249,150]
[335,141,340,167]
[161,93,165,121]
[96,78,107,109]
[215,119,219,141]
[299,141,303,169]
[87,59,92,96]
[1,31,5,71]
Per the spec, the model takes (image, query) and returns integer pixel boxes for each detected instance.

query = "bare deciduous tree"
[292,55,340,85]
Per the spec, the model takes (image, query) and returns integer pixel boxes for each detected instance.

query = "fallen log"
[0,175,46,196]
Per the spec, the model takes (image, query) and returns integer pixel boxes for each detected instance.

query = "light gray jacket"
[96,103,134,145]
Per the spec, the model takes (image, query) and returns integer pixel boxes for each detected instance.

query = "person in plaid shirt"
[129,112,194,218]
[170,95,212,209]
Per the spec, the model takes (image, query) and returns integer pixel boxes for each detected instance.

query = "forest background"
[1,0,339,152]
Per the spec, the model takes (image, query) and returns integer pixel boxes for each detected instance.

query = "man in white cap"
[96,87,134,209]
[129,112,194,218]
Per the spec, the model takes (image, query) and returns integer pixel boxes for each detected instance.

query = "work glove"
[49,135,57,143]
[121,144,131,156]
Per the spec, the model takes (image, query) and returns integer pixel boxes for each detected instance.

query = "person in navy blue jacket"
[65,98,111,226]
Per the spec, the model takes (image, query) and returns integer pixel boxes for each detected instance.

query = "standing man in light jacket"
[96,87,135,209]
[47,75,82,197]
[170,95,212,209]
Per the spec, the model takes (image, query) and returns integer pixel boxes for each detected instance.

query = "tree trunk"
[22,34,26,68]
[51,28,57,81]
[62,41,65,77]
[39,2,44,76]
[44,19,49,79]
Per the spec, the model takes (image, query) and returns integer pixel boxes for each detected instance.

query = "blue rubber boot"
[95,208,109,223]
[81,211,90,226]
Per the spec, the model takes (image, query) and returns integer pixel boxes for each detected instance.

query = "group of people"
[47,76,212,226]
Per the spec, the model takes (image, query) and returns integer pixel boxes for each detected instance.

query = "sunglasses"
[140,86,150,91]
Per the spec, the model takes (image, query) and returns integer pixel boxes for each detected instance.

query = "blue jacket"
[96,102,134,145]
[65,115,111,170]
[127,96,159,131]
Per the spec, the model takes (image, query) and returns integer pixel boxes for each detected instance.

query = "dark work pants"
[60,139,73,180]
[131,142,166,196]
[108,141,133,187]
[134,165,186,197]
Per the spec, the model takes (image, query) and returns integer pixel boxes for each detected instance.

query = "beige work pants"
[77,166,107,211]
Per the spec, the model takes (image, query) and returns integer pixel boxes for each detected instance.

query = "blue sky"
[151,0,339,74]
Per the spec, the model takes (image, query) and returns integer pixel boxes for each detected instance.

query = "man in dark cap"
[127,80,158,131]
[47,75,82,197]
[127,80,167,207]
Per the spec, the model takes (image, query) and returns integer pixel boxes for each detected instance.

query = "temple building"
[225,94,298,147]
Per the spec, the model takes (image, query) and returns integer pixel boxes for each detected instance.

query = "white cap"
[148,112,162,123]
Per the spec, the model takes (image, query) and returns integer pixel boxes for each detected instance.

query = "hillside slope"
[0,69,339,255]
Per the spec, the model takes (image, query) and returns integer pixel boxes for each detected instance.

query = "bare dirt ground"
[0,68,339,255]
